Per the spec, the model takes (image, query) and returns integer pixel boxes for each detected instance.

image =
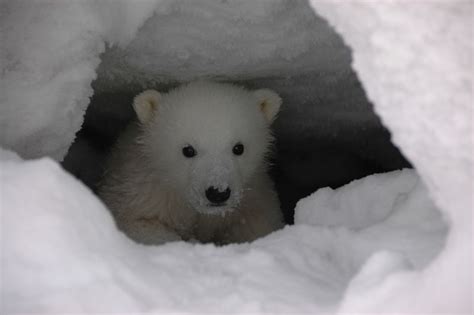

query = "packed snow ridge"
[2,152,447,313]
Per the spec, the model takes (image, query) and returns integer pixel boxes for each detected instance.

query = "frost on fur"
[98,81,284,245]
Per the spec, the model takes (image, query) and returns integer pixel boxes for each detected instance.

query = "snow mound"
[1,153,447,313]
[0,0,159,160]
[310,1,472,312]
[296,169,447,269]
[296,170,419,229]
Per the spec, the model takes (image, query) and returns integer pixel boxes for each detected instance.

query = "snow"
[94,0,350,92]
[0,0,160,160]
[1,152,447,313]
[310,1,473,312]
[0,0,472,313]
[296,170,421,229]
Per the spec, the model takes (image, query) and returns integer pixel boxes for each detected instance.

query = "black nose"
[205,186,231,204]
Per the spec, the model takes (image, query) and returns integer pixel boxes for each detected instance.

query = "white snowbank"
[0,0,159,160]
[1,152,446,313]
[310,1,473,312]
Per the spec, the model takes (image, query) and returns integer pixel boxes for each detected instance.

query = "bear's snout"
[205,186,231,205]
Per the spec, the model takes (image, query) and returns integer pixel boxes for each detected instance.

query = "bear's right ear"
[133,90,161,124]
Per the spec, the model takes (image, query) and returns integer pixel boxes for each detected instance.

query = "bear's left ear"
[253,89,282,123]
[133,89,161,124]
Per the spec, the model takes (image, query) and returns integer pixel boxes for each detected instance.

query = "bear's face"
[135,82,281,215]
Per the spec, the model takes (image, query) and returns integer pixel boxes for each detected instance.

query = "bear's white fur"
[98,81,284,245]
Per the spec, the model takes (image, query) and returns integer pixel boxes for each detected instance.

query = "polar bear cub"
[98,81,284,245]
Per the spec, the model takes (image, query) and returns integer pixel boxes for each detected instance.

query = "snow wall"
[0,0,472,313]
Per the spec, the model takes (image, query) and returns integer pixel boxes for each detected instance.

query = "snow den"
[1,0,472,313]
[62,0,410,224]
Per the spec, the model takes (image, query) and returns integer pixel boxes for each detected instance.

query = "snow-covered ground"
[2,152,447,313]
[1,0,472,313]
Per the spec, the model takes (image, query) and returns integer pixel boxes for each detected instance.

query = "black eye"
[182,145,196,158]
[233,143,244,156]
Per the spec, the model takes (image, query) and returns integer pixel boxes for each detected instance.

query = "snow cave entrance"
[63,1,411,227]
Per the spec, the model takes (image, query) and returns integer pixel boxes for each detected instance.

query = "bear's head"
[133,81,281,215]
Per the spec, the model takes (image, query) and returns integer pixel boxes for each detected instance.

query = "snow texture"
[0,0,472,313]
[0,0,160,160]
[1,153,446,313]
[310,1,473,312]
[93,0,350,91]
